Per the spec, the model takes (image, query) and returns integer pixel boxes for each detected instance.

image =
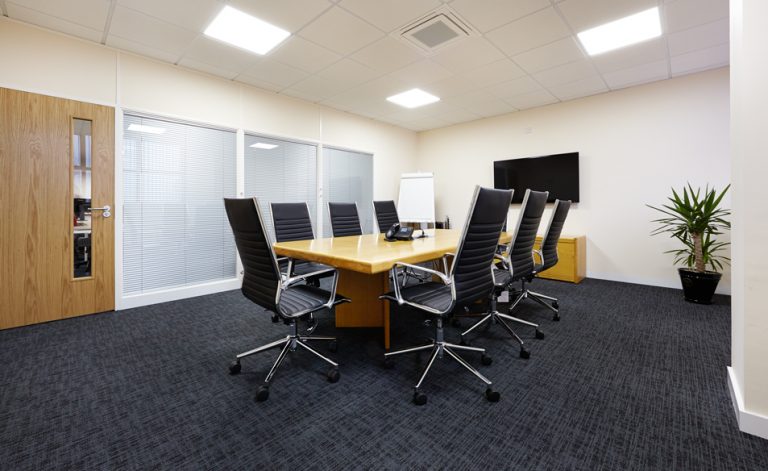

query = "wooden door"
[0,87,115,329]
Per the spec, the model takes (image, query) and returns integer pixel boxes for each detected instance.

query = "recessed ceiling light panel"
[387,88,440,109]
[577,7,661,56]
[127,124,165,134]
[204,6,290,55]
[250,143,279,150]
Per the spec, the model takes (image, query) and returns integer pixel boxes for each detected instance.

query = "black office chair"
[271,202,334,281]
[510,199,572,321]
[328,202,363,237]
[460,189,549,358]
[373,200,399,233]
[381,186,513,405]
[224,197,350,402]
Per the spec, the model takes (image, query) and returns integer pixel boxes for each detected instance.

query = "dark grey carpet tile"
[0,278,766,470]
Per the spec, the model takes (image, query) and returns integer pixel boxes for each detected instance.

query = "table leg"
[334,269,391,350]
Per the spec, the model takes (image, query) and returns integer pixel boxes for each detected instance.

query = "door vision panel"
[0,87,115,329]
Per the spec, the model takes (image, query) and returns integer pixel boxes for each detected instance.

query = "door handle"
[88,205,111,218]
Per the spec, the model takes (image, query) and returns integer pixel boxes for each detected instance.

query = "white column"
[728,0,768,440]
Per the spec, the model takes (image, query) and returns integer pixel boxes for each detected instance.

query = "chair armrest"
[393,262,450,285]
[283,267,337,288]
[388,262,452,311]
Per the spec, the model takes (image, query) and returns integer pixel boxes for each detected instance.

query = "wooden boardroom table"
[273,229,512,350]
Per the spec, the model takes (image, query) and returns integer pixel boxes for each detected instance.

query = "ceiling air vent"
[397,6,476,54]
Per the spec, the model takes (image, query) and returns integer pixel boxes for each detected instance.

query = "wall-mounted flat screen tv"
[494,152,580,204]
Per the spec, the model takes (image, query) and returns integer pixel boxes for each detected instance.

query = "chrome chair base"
[509,283,561,321]
[229,321,339,402]
[384,318,499,405]
[459,296,543,359]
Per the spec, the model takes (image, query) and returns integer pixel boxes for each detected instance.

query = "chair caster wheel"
[326,367,340,383]
[382,357,394,369]
[271,314,280,323]
[520,349,530,359]
[255,385,270,402]
[451,318,462,328]
[535,329,545,340]
[485,388,500,402]
[328,340,338,353]
[552,301,559,310]
[481,353,492,366]
[413,390,427,406]
[553,315,561,322]
[228,360,241,375]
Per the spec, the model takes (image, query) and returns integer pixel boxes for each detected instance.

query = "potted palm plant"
[648,184,731,304]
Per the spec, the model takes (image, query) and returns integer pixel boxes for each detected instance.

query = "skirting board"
[727,366,768,440]
[117,278,241,310]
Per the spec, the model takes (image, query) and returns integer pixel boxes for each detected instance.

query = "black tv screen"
[494,152,580,204]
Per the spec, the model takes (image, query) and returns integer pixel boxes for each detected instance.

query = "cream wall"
[728,0,768,439]
[0,18,417,204]
[416,68,731,294]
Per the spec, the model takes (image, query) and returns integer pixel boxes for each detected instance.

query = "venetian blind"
[122,114,237,295]
[243,135,318,241]
[322,147,374,237]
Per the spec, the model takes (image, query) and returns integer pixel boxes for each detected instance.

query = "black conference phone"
[385,223,414,241]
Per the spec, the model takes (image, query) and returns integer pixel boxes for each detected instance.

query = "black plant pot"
[678,268,722,304]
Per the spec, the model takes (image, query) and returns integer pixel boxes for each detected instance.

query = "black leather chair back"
[451,186,514,305]
[328,202,363,237]
[271,202,315,242]
[507,189,549,280]
[224,198,280,312]
[540,199,571,270]
[373,200,399,233]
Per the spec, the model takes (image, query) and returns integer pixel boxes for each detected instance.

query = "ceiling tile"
[450,0,550,33]
[239,59,310,89]
[670,43,729,76]
[460,59,526,88]
[350,37,423,73]
[427,75,478,98]
[6,2,103,42]
[448,89,499,108]
[667,18,728,57]
[664,0,728,34]
[486,76,543,100]
[283,75,349,101]
[556,0,656,32]
[512,37,585,74]
[404,116,453,131]
[107,35,181,63]
[533,59,597,87]
[7,0,110,30]
[316,58,378,88]
[181,36,261,75]
[338,0,440,32]
[591,38,668,74]
[388,60,453,86]
[602,59,668,89]
[228,0,333,32]
[547,75,607,100]
[461,98,518,118]
[503,89,559,110]
[178,57,241,80]
[268,36,342,73]
[115,0,220,32]
[430,37,506,74]
[486,7,571,57]
[298,6,384,56]
[108,5,198,56]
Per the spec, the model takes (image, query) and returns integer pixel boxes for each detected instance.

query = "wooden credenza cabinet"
[533,235,586,283]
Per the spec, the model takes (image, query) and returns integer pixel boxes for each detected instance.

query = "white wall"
[416,68,731,294]
[728,0,768,439]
